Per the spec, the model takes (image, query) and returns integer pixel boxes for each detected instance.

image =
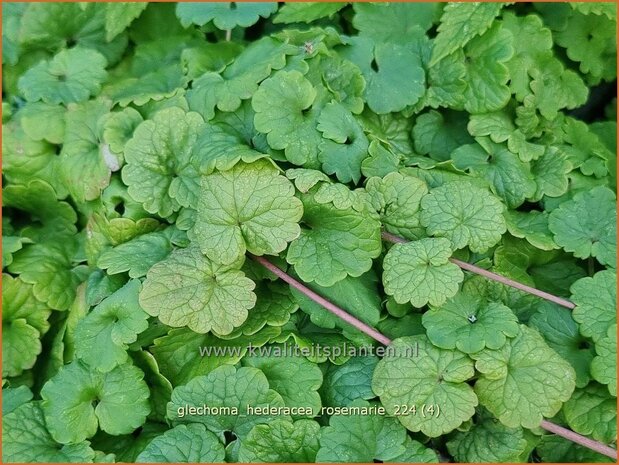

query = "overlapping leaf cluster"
[2,2,617,463]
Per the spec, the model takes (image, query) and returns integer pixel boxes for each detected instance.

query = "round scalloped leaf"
[188,37,292,120]
[472,325,576,429]
[3,318,41,378]
[167,365,288,438]
[422,293,519,354]
[252,70,322,166]
[340,37,425,114]
[372,336,478,437]
[548,186,616,267]
[75,280,149,372]
[366,172,429,240]
[18,47,107,104]
[591,324,617,396]
[322,356,379,407]
[140,246,256,335]
[286,189,382,287]
[3,386,34,416]
[176,2,277,30]
[382,238,464,308]
[316,399,409,462]
[239,419,320,463]
[420,181,507,253]
[317,102,369,184]
[97,231,173,279]
[122,107,204,218]
[3,274,52,336]
[102,106,143,155]
[353,3,438,43]
[41,361,150,443]
[135,424,225,463]
[243,348,323,417]
[563,383,617,444]
[529,302,595,388]
[3,402,96,463]
[7,237,82,311]
[105,3,148,41]
[571,270,616,343]
[192,159,303,266]
[505,210,557,251]
[19,102,66,144]
[446,411,527,463]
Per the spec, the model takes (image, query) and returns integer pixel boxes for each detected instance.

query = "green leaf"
[122,107,205,218]
[502,11,554,100]
[239,419,320,463]
[135,424,225,463]
[3,402,96,463]
[19,102,66,144]
[361,140,401,178]
[316,399,408,462]
[2,180,76,234]
[505,210,557,251]
[19,3,128,63]
[59,99,115,203]
[366,171,429,240]
[2,386,34,416]
[190,37,292,120]
[452,141,537,208]
[140,246,256,335]
[383,238,464,308]
[274,3,346,24]
[252,69,322,166]
[431,2,504,64]
[472,325,576,428]
[563,383,617,444]
[291,270,381,343]
[548,186,617,267]
[102,106,143,156]
[243,350,323,417]
[193,121,267,175]
[287,189,382,287]
[2,318,41,378]
[554,11,616,82]
[372,336,478,437]
[423,293,519,354]
[19,47,107,104]
[97,231,173,278]
[41,361,150,443]
[340,37,425,114]
[353,3,439,43]
[176,2,277,30]
[529,302,595,388]
[150,326,278,386]
[463,24,514,114]
[591,324,617,396]
[7,237,82,311]
[2,120,68,198]
[536,434,614,463]
[321,356,379,407]
[317,102,369,184]
[167,365,288,438]
[446,410,528,462]
[420,181,506,252]
[413,110,473,162]
[75,280,149,372]
[105,3,148,41]
[191,159,302,266]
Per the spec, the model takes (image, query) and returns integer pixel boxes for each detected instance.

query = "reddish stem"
[249,254,392,345]
[540,420,617,459]
[381,231,576,310]
[251,253,615,459]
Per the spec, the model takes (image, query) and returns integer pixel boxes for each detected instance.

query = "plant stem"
[381,231,576,310]
[249,254,392,345]
[252,254,616,460]
[225,29,232,41]
[540,420,617,459]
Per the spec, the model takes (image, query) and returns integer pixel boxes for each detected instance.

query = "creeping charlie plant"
[2,2,616,464]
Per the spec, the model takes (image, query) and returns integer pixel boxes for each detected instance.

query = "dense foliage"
[2,2,617,463]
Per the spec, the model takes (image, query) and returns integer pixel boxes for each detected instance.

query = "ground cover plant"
[2,1,618,463]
